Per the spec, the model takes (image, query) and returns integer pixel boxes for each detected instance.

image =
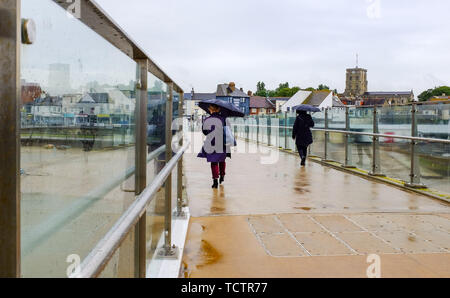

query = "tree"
[278,82,289,90]
[255,82,300,97]
[317,84,330,91]
[418,86,450,102]
[255,81,267,97]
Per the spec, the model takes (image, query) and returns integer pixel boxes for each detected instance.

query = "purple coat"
[197,113,233,163]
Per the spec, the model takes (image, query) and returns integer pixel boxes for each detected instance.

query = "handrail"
[310,128,450,144]
[22,144,166,256]
[230,124,450,144]
[71,141,190,278]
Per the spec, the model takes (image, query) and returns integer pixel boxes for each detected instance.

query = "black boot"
[212,179,219,189]
[219,175,225,184]
[301,158,306,166]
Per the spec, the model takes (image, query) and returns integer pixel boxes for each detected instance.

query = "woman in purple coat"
[197,104,233,188]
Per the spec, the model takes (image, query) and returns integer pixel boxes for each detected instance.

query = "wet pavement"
[181,133,450,278]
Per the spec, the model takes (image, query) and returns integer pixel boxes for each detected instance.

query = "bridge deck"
[181,134,450,278]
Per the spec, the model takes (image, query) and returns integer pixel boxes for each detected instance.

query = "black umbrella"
[293,104,322,113]
[198,99,245,118]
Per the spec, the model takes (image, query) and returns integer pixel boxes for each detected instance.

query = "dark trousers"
[297,145,308,159]
[211,162,226,179]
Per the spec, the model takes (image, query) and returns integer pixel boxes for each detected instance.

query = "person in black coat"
[292,110,315,166]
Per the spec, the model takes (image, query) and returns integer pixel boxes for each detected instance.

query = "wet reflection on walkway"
[184,134,449,217]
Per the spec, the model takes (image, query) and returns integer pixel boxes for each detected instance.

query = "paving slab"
[312,215,363,233]
[248,216,284,234]
[277,214,324,233]
[373,230,446,254]
[259,234,306,257]
[336,232,399,255]
[293,232,355,256]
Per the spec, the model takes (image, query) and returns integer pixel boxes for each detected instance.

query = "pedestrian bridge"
[1,0,449,278]
[180,132,450,278]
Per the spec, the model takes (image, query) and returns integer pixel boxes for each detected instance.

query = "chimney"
[191,87,194,100]
[229,82,236,92]
[247,91,253,96]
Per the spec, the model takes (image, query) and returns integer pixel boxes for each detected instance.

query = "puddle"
[181,223,222,278]
[294,207,315,211]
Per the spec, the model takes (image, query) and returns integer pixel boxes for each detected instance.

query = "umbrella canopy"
[293,104,322,113]
[198,99,245,118]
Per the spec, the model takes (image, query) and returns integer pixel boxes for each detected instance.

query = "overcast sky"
[96,0,450,95]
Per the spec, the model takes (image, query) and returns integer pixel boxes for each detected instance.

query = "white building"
[280,90,312,112]
[281,90,344,112]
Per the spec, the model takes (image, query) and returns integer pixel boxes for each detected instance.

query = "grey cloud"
[96,0,450,94]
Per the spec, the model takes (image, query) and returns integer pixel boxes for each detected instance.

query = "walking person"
[292,109,316,166]
[197,99,244,189]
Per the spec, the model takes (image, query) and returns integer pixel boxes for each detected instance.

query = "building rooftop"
[365,91,413,96]
[216,83,250,98]
[304,90,332,106]
[184,92,216,101]
[249,96,276,109]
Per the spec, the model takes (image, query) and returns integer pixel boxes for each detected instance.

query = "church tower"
[344,56,368,97]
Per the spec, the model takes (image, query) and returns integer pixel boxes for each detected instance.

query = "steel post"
[0,0,21,278]
[175,91,187,218]
[369,106,384,176]
[343,106,355,168]
[133,59,148,278]
[406,103,426,188]
[157,82,178,259]
[322,109,332,162]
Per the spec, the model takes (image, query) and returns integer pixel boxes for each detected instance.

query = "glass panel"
[145,73,168,275]
[378,105,411,137]
[417,103,450,140]
[310,111,325,158]
[329,132,345,164]
[349,107,373,172]
[98,226,135,278]
[145,185,165,277]
[311,110,325,129]
[379,139,411,183]
[269,116,278,147]
[286,112,296,151]
[278,114,286,149]
[310,130,325,158]
[417,142,450,194]
[20,0,137,277]
[327,109,346,163]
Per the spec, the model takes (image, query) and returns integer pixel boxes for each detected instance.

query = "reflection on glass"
[348,107,373,172]
[145,73,168,276]
[20,0,137,277]
[378,105,411,137]
[417,142,450,194]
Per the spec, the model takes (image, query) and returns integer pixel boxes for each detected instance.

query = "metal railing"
[72,142,189,278]
[0,0,187,278]
[230,103,449,194]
